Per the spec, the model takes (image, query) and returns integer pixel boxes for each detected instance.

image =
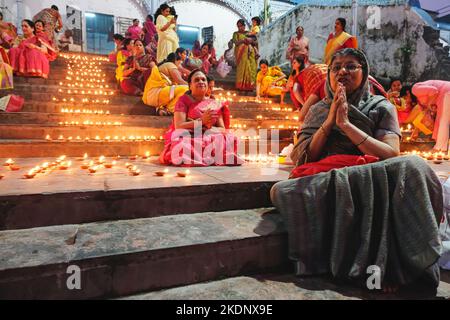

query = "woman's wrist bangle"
[356,134,370,147]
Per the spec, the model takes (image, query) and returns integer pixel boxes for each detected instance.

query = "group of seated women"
[0,16,59,88]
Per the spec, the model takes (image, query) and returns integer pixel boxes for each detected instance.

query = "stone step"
[13,76,118,87]
[0,112,300,131]
[0,112,172,127]
[0,124,167,140]
[0,158,291,231]
[0,208,287,299]
[121,272,450,300]
[0,137,292,158]
[19,99,293,116]
[0,139,165,158]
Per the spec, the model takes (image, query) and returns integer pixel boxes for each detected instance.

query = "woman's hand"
[336,99,350,129]
[201,109,213,129]
[325,83,345,128]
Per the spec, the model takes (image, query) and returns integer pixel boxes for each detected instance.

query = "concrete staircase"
[0,53,296,299]
[0,55,296,158]
[1,53,446,300]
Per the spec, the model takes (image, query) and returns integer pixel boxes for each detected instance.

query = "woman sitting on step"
[160,69,243,166]
[115,38,134,84]
[34,19,58,62]
[142,64,189,116]
[271,48,443,294]
[8,19,50,79]
[256,59,287,104]
[158,52,188,85]
[121,39,155,95]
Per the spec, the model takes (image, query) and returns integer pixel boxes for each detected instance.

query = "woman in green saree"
[232,19,257,91]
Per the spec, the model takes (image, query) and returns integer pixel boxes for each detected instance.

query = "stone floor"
[0,156,292,197]
[122,271,450,300]
[0,156,448,197]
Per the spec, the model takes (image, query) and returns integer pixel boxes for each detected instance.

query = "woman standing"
[9,20,50,78]
[232,19,257,91]
[155,4,179,63]
[143,15,157,47]
[121,39,155,95]
[286,26,309,65]
[160,69,243,166]
[126,19,143,41]
[323,18,358,65]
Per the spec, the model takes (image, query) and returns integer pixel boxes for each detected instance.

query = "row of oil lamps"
[60,108,111,115]
[45,135,164,142]
[52,97,111,104]
[57,88,114,96]
[401,150,450,161]
[58,121,123,127]
[1,155,191,180]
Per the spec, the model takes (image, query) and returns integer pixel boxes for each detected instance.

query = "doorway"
[85,12,115,54]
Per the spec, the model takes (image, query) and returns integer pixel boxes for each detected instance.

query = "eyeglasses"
[329,63,362,73]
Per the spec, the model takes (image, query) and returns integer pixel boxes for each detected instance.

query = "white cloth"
[156,15,179,63]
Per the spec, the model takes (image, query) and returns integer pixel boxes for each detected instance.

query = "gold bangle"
[356,135,370,147]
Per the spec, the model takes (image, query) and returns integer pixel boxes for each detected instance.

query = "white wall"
[171,0,241,57]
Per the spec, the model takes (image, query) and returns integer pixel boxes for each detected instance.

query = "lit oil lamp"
[23,169,36,179]
[3,158,14,166]
[177,169,190,178]
[104,161,116,169]
[88,166,99,173]
[155,168,169,177]
[142,151,151,160]
[129,155,138,160]
[59,161,72,170]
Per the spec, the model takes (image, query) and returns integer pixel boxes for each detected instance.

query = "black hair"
[237,19,246,27]
[251,16,261,26]
[201,43,209,50]
[259,59,269,67]
[0,12,3,20]
[389,77,402,89]
[336,17,346,31]
[146,15,153,22]
[400,85,417,103]
[187,68,206,85]
[158,52,178,67]
[113,34,125,41]
[207,75,215,83]
[296,26,304,33]
[34,19,45,27]
[175,47,186,59]
[291,56,305,76]
[51,5,59,11]
[121,38,134,50]
[22,19,35,30]
[155,4,170,20]
[133,19,139,23]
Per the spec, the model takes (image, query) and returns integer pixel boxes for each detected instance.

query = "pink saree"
[8,36,50,78]
[160,94,243,166]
